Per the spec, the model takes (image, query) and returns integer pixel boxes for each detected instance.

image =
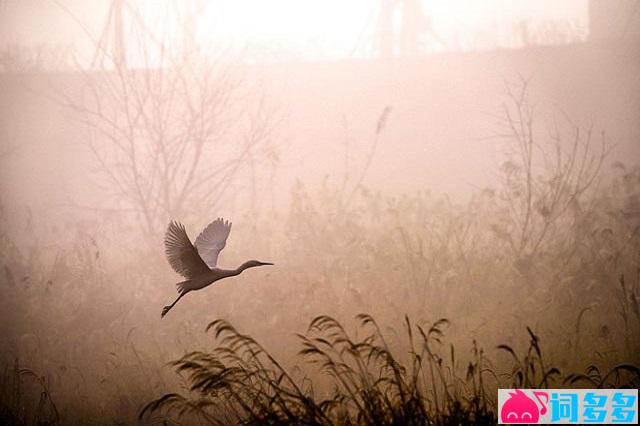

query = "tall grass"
[139,315,491,425]
[139,314,639,425]
[0,358,60,426]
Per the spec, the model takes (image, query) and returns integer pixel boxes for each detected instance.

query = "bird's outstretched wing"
[165,221,210,279]
[194,218,232,268]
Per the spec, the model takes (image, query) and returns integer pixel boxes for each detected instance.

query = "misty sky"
[1,0,588,61]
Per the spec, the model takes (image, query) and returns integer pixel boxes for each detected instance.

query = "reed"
[141,313,639,425]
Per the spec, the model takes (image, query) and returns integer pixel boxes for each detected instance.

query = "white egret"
[161,218,273,318]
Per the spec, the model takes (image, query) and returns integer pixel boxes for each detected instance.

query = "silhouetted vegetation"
[138,315,638,425]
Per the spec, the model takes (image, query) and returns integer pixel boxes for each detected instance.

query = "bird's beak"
[260,261,274,266]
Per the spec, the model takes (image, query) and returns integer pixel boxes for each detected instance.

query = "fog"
[1,1,639,425]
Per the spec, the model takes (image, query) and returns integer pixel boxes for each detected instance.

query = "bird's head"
[242,260,274,270]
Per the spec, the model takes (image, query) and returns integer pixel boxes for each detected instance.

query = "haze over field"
[0,1,639,425]
[1,0,589,59]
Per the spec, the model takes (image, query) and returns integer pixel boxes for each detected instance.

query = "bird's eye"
[522,412,532,419]
[507,412,518,419]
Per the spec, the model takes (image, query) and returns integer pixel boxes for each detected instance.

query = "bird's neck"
[217,262,255,278]
[235,261,258,274]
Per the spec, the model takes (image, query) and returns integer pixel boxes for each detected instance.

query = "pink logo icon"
[500,390,548,423]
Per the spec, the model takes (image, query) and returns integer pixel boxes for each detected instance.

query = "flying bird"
[161,218,273,318]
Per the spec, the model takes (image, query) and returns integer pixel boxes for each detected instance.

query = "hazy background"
[0,1,639,424]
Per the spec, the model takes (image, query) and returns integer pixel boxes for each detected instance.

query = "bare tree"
[492,77,608,277]
[58,2,277,237]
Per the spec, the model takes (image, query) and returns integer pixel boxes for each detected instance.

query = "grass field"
[1,156,639,424]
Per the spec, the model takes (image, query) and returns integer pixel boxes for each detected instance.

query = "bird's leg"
[161,290,189,318]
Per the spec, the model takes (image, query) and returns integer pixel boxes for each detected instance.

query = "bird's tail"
[176,280,190,294]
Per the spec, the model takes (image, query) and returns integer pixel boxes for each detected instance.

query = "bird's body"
[161,218,272,318]
[179,269,233,292]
